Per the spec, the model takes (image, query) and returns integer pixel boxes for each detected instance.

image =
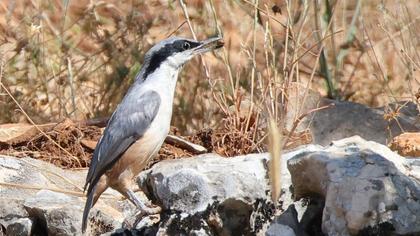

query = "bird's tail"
[82,184,97,233]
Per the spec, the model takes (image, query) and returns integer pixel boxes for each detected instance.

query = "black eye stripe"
[179,40,200,51]
[183,42,191,50]
[144,40,202,77]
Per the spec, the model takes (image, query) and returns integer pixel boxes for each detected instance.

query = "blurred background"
[0,0,419,148]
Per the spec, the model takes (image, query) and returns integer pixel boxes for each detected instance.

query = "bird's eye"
[182,42,191,50]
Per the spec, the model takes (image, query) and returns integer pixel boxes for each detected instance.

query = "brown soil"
[0,119,270,169]
[0,119,101,168]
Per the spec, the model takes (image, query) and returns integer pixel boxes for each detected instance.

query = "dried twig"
[241,0,287,28]
[179,0,211,79]
[166,20,188,38]
[283,103,335,147]
[0,181,117,199]
[20,158,83,191]
[0,75,82,167]
[165,135,207,154]
[0,181,84,197]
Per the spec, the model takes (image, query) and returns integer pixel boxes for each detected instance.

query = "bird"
[81,36,224,232]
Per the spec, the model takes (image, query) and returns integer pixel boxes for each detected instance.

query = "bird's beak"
[193,36,224,54]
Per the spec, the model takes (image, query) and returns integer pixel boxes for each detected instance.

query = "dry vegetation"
[0,0,419,168]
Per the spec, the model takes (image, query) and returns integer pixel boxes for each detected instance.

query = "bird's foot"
[123,189,162,229]
[123,204,162,230]
[139,204,162,216]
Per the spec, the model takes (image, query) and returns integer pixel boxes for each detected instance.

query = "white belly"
[111,62,178,178]
[109,101,172,184]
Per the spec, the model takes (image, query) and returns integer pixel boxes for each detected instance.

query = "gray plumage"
[84,90,161,192]
[81,36,223,233]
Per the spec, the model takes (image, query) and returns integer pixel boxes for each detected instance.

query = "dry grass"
[268,118,282,205]
[0,0,419,162]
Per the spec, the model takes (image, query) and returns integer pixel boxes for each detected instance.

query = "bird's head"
[141,36,224,78]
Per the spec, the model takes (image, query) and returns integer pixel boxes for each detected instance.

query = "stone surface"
[0,198,28,231]
[298,198,324,236]
[309,100,419,146]
[0,155,85,201]
[0,156,132,235]
[137,153,277,235]
[135,150,326,235]
[5,218,33,236]
[287,136,420,236]
[389,132,420,157]
[382,101,420,128]
[0,153,296,235]
[2,135,419,235]
[23,190,84,235]
[283,83,420,146]
[138,153,270,213]
[266,204,307,236]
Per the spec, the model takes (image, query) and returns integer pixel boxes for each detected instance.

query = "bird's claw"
[133,212,161,230]
[141,204,162,215]
[123,205,162,230]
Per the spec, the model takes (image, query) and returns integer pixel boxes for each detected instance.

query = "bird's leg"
[125,189,161,214]
[123,189,161,229]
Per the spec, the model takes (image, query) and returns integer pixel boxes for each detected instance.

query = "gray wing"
[84,90,161,192]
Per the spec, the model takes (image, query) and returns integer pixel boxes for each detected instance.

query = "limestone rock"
[138,153,270,213]
[136,148,332,235]
[287,136,420,236]
[0,156,129,235]
[266,204,307,236]
[308,100,419,146]
[137,153,278,235]
[3,136,418,235]
[389,132,420,157]
[23,190,84,235]
[283,83,419,146]
[5,218,33,236]
[0,155,85,201]
[0,198,28,231]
